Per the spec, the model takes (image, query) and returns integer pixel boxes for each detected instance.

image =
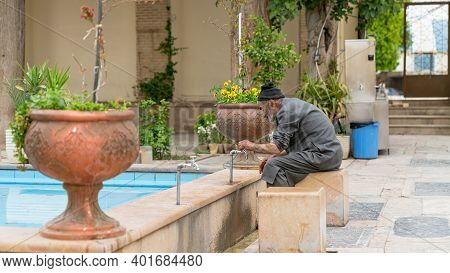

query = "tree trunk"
[0,0,25,150]
[253,0,270,26]
[305,5,337,80]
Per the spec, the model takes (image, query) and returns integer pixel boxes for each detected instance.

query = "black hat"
[257,82,285,101]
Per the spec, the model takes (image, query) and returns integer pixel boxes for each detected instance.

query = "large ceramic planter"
[24,110,139,240]
[216,104,273,169]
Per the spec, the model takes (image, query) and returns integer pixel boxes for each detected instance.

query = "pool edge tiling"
[0,169,264,253]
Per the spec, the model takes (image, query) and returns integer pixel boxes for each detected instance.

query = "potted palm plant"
[5,63,49,163]
[296,72,351,159]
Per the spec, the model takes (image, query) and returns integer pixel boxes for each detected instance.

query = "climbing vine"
[138,5,184,103]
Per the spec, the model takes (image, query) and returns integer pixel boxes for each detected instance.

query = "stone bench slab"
[258,187,326,253]
[295,169,349,227]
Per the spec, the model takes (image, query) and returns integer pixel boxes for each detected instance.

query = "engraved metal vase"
[24,110,139,240]
[216,104,273,169]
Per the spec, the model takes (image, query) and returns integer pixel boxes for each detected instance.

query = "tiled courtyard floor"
[334,135,450,253]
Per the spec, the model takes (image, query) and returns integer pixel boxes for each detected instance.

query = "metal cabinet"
[345,39,389,152]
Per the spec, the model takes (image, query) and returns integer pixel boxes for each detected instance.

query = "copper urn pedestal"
[216,104,273,169]
[24,110,139,240]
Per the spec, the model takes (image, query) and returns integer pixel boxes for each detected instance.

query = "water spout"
[229,149,247,183]
[176,156,199,205]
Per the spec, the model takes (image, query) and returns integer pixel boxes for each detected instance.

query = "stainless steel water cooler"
[344,39,389,152]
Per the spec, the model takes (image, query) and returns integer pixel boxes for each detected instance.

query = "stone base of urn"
[40,183,125,240]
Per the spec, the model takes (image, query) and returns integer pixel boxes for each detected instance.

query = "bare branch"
[72,54,88,90]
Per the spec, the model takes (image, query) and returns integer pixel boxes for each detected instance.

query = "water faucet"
[177,156,200,171]
[176,156,200,205]
[229,149,247,183]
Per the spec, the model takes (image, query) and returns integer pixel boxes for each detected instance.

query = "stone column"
[0,0,25,150]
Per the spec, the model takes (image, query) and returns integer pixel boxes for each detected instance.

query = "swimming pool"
[0,170,207,227]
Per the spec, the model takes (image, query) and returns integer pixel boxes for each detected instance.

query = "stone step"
[389,124,450,135]
[390,99,450,107]
[389,115,450,125]
[389,107,450,115]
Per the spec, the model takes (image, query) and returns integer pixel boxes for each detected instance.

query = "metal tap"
[176,156,200,205]
[229,149,247,183]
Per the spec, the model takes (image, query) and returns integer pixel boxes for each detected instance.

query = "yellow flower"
[223,81,229,87]
[228,80,232,83]
[251,87,257,92]
[221,89,227,96]
[232,85,238,91]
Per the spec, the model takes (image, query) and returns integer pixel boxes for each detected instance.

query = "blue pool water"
[0,170,207,227]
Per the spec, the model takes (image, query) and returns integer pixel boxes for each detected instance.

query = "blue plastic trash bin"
[350,122,379,159]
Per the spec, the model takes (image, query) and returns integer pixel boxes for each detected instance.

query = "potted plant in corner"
[296,72,351,160]
[10,65,139,240]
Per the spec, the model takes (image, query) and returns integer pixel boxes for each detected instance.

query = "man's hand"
[259,155,273,174]
[238,140,256,151]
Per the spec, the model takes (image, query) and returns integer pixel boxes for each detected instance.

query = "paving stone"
[382,198,422,219]
[415,182,450,196]
[423,199,450,215]
[349,183,384,196]
[327,227,374,248]
[393,217,450,238]
[349,202,384,221]
[368,227,391,248]
[411,159,450,167]
[384,241,450,253]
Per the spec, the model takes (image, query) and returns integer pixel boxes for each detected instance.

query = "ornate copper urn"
[216,104,273,169]
[24,110,139,240]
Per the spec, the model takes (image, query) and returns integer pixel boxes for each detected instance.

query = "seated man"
[238,83,342,187]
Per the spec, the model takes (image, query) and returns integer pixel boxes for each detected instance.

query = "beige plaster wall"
[280,16,300,97]
[171,0,231,102]
[171,1,300,101]
[25,0,137,101]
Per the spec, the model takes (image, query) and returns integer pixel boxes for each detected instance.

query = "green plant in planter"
[296,72,350,129]
[139,99,173,160]
[9,65,130,165]
[210,80,261,104]
[194,112,226,145]
[6,63,48,109]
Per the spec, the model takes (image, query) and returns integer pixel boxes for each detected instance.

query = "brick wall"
[135,0,169,81]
